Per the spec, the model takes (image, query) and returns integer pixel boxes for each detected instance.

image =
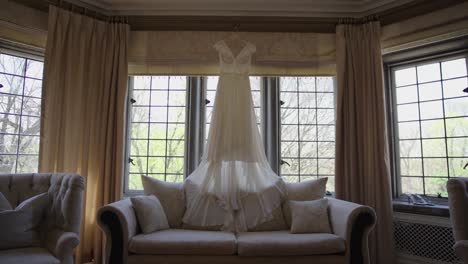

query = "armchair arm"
[45,229,79,264]
[97,198,139,264]
[454,240,468,263]
[328,198,376,264]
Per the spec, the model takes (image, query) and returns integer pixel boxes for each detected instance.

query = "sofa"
[447,178,468,264]
[97,194,376,264]
[0,173,84,264]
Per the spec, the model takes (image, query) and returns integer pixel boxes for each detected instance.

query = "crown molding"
[76,0,414,17]
[8,0,467,32]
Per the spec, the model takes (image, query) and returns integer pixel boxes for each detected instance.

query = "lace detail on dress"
[213,40,256,74]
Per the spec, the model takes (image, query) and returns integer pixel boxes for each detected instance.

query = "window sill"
[393,201,449,217]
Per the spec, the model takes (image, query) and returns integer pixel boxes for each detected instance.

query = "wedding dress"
[183,39,286,232]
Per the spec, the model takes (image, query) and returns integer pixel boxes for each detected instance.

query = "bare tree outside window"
[0,53,43,174]
[393,57,468,197]
[127,76,187,190]
[279,77,335,193]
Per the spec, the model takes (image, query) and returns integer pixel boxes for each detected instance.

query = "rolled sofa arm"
[454,240,468,263]
[328,198,376,264]
[97,199,139,264]
[45,229,79,264]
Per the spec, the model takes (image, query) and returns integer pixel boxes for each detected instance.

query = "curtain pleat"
[335,21,395,264]
[39,6,129,263]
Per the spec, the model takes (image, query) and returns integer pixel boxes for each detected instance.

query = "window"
[279,77,336,192]
[204,76,262,140]
[391,56,468,197]
[124,75,337,193]
[0,52,43,173]
[126,76,187,191]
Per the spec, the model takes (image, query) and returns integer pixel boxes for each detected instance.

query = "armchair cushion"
[129,229,237,255]
[0,192,48,249]
[237,231,345,256]
[0,247,60,264]
[447,178,468,241]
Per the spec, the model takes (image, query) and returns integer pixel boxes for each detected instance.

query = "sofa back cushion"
[282,177,328,227]
[141,175,185,228]
[0,174,51,208]
[248,207,288,231]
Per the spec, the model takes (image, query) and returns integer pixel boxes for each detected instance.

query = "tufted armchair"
[447,178,468,264]
[0,173,84,264]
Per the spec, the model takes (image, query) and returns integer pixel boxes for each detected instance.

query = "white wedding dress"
[183,39,286,232]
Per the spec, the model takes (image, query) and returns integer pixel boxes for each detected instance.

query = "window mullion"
[262,77,281,174]
[185,76,204,176]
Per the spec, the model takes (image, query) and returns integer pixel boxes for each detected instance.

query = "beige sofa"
[0,173,84,264]
[448,178,468,264]
[97,197,376,264]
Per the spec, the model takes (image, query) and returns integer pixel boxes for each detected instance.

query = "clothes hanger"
[223,24,248,55]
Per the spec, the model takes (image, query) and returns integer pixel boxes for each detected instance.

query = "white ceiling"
[75,0,416,17]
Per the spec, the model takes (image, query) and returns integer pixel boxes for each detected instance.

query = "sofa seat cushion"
[0,247,60,264]
[237,231,345,256]
[129,229,237,255]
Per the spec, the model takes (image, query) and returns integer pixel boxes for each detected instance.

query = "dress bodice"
[213,40,256,74]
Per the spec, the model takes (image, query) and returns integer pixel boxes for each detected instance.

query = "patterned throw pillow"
[131,195,169,233]
[289,198,332,234]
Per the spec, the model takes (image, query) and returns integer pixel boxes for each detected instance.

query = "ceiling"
[10,0,466,32]
[75,0,415,17]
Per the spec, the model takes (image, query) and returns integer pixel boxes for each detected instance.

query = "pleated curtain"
[335,21,395,264]
[39,6,129,263]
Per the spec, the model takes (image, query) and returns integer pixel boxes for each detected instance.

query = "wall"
[380,1,468,54]
[0,0,48,49]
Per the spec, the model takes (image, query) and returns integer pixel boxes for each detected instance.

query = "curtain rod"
[45,0,128,23]
[338,15,379,25]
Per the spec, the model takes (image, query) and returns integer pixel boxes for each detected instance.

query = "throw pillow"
[0,192,12,211]
[141,175,185,228]
[131,195,169,233]
[0,192,49,249]
[290,199,332,234]
[282,177,328,227]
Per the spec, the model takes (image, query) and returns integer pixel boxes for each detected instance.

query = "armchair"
[447,177,468,264]
[0,173,84,264]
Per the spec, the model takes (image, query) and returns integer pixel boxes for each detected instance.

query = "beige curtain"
[335,21,395,264]
[39,6,129,263]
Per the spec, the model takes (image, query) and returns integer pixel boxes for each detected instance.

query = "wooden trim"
[9,0,466,32]
[127,16,338,33]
